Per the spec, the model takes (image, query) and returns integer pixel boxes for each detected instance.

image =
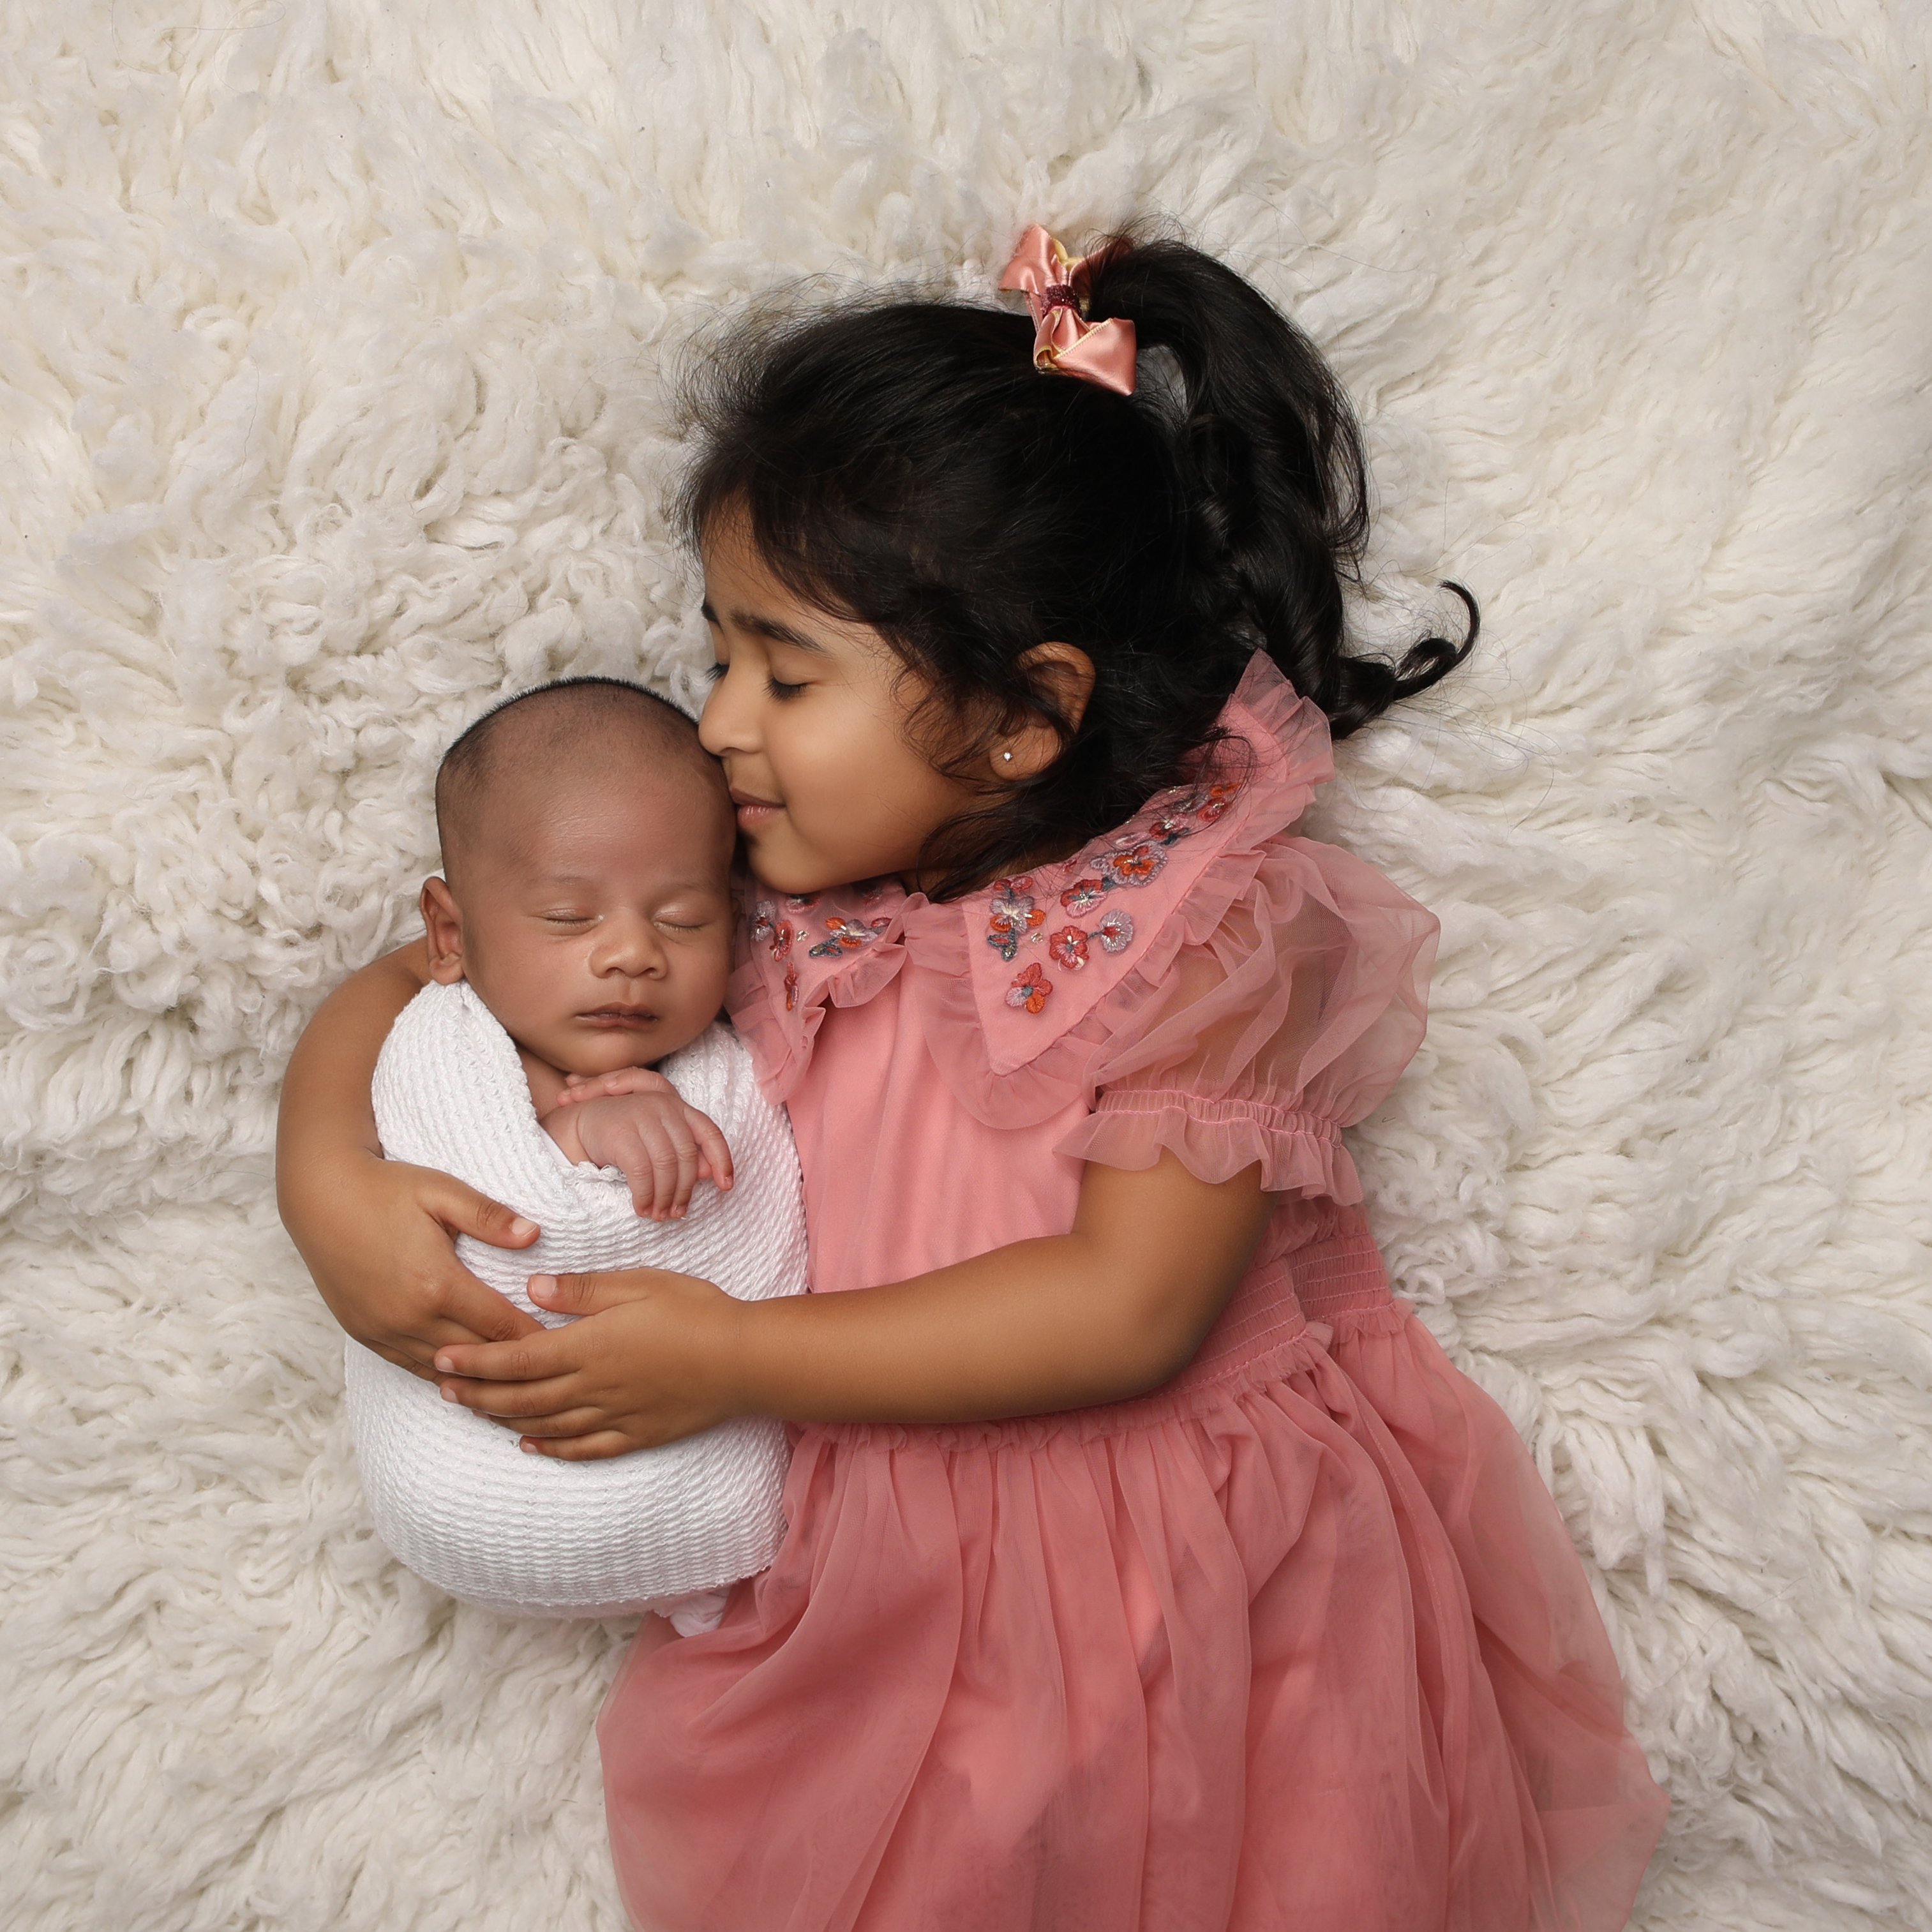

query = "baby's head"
[421,678,735,1077]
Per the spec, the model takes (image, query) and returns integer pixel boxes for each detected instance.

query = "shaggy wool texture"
[2,3,1928,1928]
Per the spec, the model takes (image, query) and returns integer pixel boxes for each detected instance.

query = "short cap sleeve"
[1056,834,1439,1203]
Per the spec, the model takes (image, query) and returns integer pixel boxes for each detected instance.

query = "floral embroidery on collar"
[808,914,892,959]
[747,899,804,1011]
[1006,961,1052,1014]
[979,774,1245,1014]
[985,881,1047,961]
[749,883,902,1013]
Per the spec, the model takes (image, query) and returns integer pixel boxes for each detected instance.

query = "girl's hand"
[541,1075,735,1220]
[276,941,544,1382]
[290,1150,547,1381]
[431,1267,745,1458]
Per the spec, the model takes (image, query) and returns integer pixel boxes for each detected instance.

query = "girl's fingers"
[368,1340,440,1382]
[427,1175,540,1251]
[371,1284,544,1376]
[520,1429,637,1462]
[433,1327,573,1382]
[433,1269,548,1347]
[525,1269,661,1318]
[507,1406,610,1440]
[437,1370,583,1418]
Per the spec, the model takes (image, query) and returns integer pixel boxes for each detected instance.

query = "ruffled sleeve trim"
[1057,1091,1365,1204]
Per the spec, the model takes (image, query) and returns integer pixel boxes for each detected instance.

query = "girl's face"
[697,514,985,896]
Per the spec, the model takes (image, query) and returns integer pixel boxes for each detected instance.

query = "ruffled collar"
[728,652,1333,1097]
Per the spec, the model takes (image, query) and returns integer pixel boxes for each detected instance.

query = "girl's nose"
[698,664,754,757]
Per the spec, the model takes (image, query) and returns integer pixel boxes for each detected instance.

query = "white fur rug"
[3,3,1928,1928]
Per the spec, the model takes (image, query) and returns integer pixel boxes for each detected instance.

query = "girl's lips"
[730,788,783,828]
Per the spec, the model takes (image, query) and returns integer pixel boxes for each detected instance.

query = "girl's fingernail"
[434,1354,454,1373]
[520,1439,537,1454]
[509,1217,538,1238]
[529,1275,557,1298]
[440,1383,458,1400]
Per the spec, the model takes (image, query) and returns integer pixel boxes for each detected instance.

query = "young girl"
[276,226,1670,1930]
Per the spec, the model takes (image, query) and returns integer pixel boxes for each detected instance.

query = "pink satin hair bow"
[998,225,1137,395]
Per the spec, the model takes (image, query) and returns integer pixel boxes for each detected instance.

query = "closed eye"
[767,677,805,701]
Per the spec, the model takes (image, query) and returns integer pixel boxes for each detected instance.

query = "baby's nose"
[594,914,664,974]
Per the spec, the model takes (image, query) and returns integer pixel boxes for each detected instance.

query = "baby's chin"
[542,1017,717,1077]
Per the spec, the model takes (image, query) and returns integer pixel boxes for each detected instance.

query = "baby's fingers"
[624,1120,689,1220]
[685,1108,735,1192]
[557,1068,673,1106]
[666,1125,702,1220]
[625,1118,697,1220]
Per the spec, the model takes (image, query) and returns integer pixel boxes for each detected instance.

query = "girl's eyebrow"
[700,599,827,654]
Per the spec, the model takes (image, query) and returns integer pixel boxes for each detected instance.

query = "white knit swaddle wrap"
[344,980,806,1621]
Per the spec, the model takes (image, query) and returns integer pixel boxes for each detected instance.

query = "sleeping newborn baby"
[344,677,805,1635]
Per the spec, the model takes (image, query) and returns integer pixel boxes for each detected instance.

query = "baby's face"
[425,761,736,1077]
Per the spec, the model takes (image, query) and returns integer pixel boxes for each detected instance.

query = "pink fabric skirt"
[598,1238,1668,1932]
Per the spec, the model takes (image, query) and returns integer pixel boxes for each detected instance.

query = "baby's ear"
[420,876,467,984]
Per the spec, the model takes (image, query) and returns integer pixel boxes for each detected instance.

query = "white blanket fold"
[344,981,806,1619]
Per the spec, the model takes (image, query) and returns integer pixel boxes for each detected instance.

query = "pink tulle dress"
[597,654,1670,1931]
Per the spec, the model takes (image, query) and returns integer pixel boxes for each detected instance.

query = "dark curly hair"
[679,228,1475,900]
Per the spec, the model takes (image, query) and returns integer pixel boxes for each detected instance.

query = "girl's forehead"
[700,514,832,624]
[701,534,895,670]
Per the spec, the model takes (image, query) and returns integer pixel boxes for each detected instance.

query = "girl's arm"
[428,1151,1276,1455]
[275,941,544,1379]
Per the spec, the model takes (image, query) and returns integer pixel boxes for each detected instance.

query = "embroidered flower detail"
[1006,962,1052,1014]
[1098,841,1166,888]
[985,883,1046,961]
[807,915,884,959]
[1059,877,1106,915]
[1047,926,1090,971]
[751,904,795,961]
[1094,909,1135,952]
[783,892,820,911]
[1195,778,1244,824]
[783,961,800,1012]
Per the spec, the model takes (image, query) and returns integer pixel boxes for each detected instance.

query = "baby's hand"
[541,1071,734,1221]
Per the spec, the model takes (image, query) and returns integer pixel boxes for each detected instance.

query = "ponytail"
[681,227,1475,896]
[1081,234,1475,737]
